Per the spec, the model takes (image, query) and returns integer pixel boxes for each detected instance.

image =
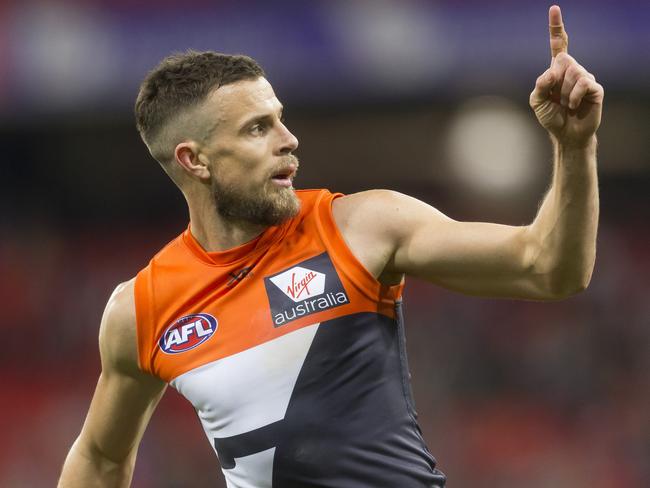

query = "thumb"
[530,68,557,107]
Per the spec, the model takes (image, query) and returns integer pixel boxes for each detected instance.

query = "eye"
[249,123,267,135]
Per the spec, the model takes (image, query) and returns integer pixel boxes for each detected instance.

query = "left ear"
[174,141,211,181]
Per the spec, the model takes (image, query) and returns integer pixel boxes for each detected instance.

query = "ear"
[174,141,211,181]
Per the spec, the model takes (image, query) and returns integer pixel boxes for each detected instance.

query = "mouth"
[270,164,297,188]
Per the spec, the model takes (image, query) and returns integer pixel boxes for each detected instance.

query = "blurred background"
[1,0,648,486]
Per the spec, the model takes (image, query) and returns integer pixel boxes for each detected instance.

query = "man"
[59,5,602,487]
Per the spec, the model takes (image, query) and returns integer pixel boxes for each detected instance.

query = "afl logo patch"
[159,313,217,354]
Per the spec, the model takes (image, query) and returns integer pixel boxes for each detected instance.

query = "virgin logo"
[287,271,317,299]
[270,266,326,303]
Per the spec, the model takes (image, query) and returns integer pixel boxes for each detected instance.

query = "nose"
[276,121,299,155]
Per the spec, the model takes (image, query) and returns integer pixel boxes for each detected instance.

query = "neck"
[187,194,267,252]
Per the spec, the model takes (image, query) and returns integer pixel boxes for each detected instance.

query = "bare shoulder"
[333,189,449,238]
[333,189,401,233]
[332,189,400,217]
[99,278,140,376]
[331,189,456,283]
[331,190,428,282]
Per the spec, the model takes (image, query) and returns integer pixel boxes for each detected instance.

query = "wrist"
[552,134,597,152]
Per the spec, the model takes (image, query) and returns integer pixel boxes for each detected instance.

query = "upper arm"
[78,279,167,464]
[334,190,551,299]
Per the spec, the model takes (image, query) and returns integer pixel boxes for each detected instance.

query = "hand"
[529,5,604,147]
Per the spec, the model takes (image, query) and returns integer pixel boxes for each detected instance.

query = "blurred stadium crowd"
[1,1,648,487]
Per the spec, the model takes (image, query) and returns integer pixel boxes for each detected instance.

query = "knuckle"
[555,52,572,64]
[529,88,539,101]
[561,78,573,93]
[536,70,553,88]
[566,65,583,80]
[576,63,596,81]
[564,68,576,81]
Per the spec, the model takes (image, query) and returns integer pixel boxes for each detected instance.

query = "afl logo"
[159,313,217,354]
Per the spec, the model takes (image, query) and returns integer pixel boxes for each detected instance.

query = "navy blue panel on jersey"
[215,305,446,487]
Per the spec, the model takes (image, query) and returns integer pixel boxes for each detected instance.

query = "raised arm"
[58,280,167,488]
[334,6,601,300]
[523,5,602,294]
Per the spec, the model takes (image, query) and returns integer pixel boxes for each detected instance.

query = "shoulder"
[330,190,452,282]
[332,189,410,247]
[333,189,444,237]
[98,278,140,376]
[329,190,410,282]
[332,190,450,233]
[333,189,402,216]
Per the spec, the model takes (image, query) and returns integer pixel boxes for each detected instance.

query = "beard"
[211,156,301,227]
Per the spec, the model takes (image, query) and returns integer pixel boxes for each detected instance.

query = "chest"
[149,245,368,383]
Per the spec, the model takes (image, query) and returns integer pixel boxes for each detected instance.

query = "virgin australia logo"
[269,267,325,302]
[264,254,349,327]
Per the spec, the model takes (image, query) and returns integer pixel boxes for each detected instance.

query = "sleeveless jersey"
[134,189,447,488]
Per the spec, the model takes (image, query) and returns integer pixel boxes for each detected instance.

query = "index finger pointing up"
[549,5,569,58]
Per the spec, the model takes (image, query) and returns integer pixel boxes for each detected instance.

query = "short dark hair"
[135,50,265,163]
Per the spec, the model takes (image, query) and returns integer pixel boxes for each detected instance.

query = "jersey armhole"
[133,268,155,376]
[314,190,404,304]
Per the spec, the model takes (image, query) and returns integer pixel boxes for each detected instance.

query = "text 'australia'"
[273,291,349,326]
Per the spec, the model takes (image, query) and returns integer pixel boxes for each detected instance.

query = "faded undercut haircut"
[135,50,265,165]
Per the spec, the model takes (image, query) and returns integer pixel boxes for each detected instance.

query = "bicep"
[78,280,167,463]
[79,368,166,464]
[372,191,548,299]
[395,217,544,298]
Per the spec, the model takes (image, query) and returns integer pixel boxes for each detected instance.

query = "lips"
[270,163,296,189]
[271,161,298,182]
[272,169,292,180]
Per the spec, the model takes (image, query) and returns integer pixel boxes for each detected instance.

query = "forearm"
[525,135,599,297]
[58,436,136,488]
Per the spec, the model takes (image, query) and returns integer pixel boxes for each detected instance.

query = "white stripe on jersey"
[170,323,320,486]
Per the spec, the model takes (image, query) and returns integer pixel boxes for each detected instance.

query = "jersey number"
[213,419,283,469]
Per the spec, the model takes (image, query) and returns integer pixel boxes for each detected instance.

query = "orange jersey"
[134,189,445,487]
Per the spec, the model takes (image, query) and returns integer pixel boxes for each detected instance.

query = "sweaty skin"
[58,6,601,487]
